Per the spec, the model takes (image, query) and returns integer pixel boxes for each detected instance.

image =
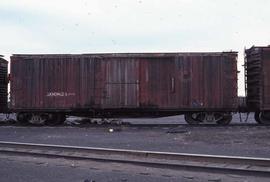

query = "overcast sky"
[1,0,270,95]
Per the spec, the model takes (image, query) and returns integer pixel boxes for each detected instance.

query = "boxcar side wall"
[138,54,238,110]
[10,56,96,109]
[10,53,238,113]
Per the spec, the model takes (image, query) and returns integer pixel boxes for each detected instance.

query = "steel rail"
[118,123,270,128]
[0,141,270,176]
[1,123,270,128]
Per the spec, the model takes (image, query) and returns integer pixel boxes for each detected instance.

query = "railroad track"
[123,123,270,128]
[0,141,270,176]
[1,121,269,128]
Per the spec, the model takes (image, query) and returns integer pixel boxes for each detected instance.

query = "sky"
[0,0,270,96]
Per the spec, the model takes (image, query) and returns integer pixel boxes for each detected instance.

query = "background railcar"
[245,46,270,124]
[0,55,8,113]
[0,56,8,113]
[10,52,238,125]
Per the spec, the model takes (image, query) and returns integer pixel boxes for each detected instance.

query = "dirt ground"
[0,113,268,158]
[0,113,269,181]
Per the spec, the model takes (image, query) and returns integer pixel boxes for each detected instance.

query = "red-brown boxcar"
[245,46,270,124]
[0,56,8,113]
[10,52,238,125]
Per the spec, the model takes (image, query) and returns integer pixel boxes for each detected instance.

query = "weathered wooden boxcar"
[10,52,238,125]
[245,46,270,124]
[0,56,8,113]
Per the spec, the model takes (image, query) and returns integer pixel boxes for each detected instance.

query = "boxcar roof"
[12,52,237,58]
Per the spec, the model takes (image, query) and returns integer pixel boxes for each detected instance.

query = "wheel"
[57,114,66,125]
[254,111,270,124]
[45,114,66,126]
[16,113,30,125]
[184,113,200,125]
[259,112,270,125]
[254,111,261,124]
[216,114,232,125]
